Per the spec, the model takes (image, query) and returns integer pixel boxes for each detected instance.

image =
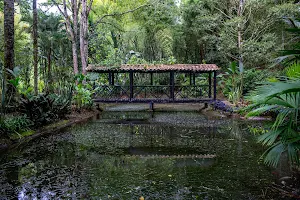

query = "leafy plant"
[73,74,94,110]
[278,18,300,64]
[19,93,71,127]
[222,62,243,105]
[286,61,300,78]
[0,115,33,136]
[246,79,300,167]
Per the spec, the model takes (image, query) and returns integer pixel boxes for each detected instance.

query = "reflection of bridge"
[87,64,219,104]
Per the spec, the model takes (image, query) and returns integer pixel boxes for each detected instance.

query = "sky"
[37,0,59,13]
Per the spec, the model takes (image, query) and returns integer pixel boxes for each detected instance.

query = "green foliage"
[248,125,269,135]
[127,55,148,65]
[242,69,278,95]
[278,18,300,64]
[285,61,300,78]
[73,74,94,110]
[19,93,71,127]
[221,61,277,104]
[246,77,300,167]
[221,62,243,104]
[0,115,33,136]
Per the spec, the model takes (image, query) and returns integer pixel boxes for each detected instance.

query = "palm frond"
[262,142,285,167]
[257,129,283,146]
[246,105,278,117]
[287,142,300,166]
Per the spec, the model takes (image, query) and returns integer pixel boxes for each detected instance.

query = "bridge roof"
[87,64,219,73]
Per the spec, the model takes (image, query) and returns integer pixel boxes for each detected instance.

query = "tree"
[33,0,38,95]
[79,0,93,74]
[3,0,15,108]
[52,0,80,75]
[246,76,300,167]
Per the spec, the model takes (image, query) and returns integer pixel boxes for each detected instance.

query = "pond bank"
[0,109,100,152]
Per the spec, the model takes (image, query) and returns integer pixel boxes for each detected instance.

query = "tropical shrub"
[0,115,33,136]
[221,62,243,105]
[285,61,300,78]
[73,74,94,110]
[19,93,71,127]
[221,62,278,104]
[246,79,300,167]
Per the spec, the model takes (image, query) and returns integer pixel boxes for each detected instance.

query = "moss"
[10,130,35,140]
[9,120,69,140]
[44,120,69,130]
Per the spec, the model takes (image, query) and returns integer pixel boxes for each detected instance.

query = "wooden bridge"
[87,64,219,104]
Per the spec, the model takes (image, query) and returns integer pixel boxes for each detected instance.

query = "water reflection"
[0,112,275,199]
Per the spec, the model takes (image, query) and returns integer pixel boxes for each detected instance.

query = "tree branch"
[87,0,93,15]
[51,0,67,19]
[94,4,150,27]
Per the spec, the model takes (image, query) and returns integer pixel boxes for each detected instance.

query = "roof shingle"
[87,64,219,72]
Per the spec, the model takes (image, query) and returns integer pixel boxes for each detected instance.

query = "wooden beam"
[108,72,112,85]
[213,71,217,100]
[150,72,153,85]
[208,72,212,98]
[193,73,196,85]
[111,72,114,85]
[170,71,175,101]
[130,71,134,100]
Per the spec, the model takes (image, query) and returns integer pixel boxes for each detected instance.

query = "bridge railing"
[93,84,211,102]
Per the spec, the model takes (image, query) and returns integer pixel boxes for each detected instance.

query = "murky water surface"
[0,112,276,199]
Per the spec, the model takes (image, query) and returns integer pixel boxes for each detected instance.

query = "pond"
[0,111,280,199]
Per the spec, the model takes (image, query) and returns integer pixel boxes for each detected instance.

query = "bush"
[242,69,277,95]
[221,65,279,102]
[0,115,33,136]
[19,93,71,127]
[73,74,94,110]
[246,78,300,167]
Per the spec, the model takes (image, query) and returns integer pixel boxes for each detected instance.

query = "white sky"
[37,0,59,14]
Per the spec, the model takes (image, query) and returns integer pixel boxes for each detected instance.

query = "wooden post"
[149,101,154,111]
[111,72,114,85]
[208,72,212,98]
[108,72,112,85]
[189,72,192,85]
[130,71,134,101]
[193,73,196,85]
[213,71,217,100]
[150,72,153,85]
[170,71,175,101]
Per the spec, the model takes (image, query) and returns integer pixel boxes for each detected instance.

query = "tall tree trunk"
[47,48,52,91]
[72,39,79,74]
[4,0,15,110]
[4,0,15,74]
[52,0,79,75]
[33,0,38,95]
[237,0,245,73]
[237,0,245,97]
[4,0,14,73]
[200,43,205,63]
[80,0,88,75]
[71,0,79,74]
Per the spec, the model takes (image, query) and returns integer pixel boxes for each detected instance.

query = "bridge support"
[213,71,217,100]
[149,101,154,111]
[130,71,134,101]
[170,71,175,102]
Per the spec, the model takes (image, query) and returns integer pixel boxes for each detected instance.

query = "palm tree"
[246,77,300,167]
